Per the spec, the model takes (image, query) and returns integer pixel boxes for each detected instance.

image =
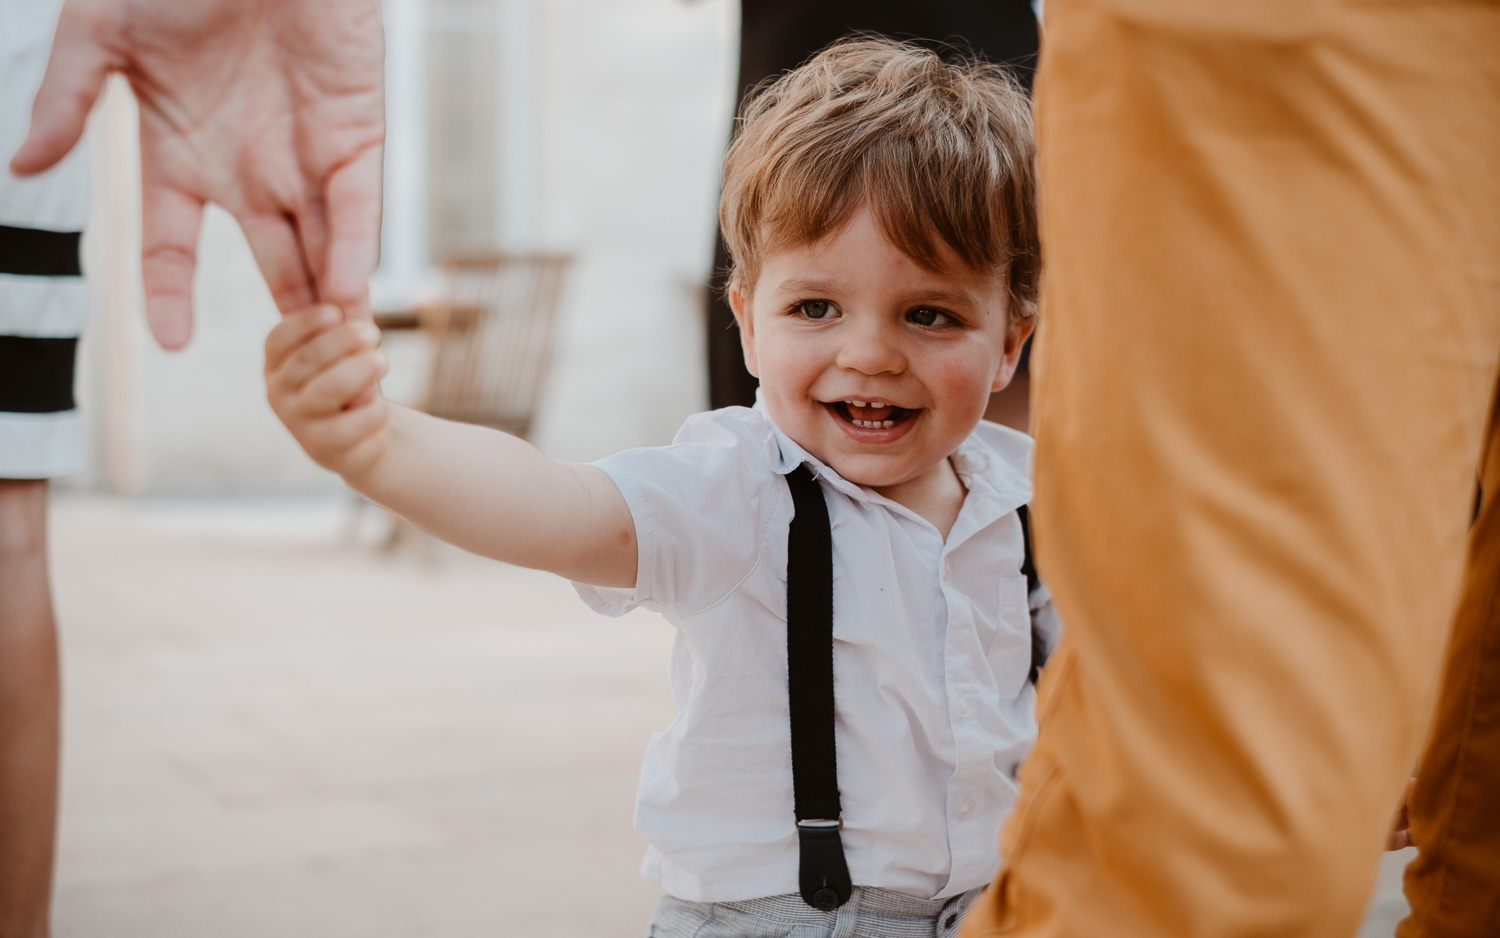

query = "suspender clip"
[795,817,853,911]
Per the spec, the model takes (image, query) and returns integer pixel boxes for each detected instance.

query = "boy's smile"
[731,206,1032,512]
[829,400,914,433]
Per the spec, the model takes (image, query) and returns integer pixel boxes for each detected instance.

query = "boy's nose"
[835,321,907,375]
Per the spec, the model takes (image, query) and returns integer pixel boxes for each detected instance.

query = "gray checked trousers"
[645,885,984,938]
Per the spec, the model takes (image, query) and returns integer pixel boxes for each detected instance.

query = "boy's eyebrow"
[770,278,986,311]
[772,276,846,296]
[904,286,987,311]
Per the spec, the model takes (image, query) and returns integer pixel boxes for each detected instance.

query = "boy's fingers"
[288,394,387,478]
[275,318,380,391]
[266,305,342,373]
[317,395,389,451]
[346,380,379,410]
[283,320,381,389]
[297,350,388,417]
[1384,776,1415,851]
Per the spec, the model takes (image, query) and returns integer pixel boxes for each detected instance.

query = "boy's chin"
[819,453,935,492]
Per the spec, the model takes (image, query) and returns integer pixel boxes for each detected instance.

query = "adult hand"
[9,0,385,349]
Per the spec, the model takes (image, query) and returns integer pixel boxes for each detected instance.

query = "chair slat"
[420,252,571,439]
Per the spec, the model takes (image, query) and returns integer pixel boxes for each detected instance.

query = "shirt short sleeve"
[573,408,783,618]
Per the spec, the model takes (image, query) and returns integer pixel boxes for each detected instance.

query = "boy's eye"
[798,300,834,320]
[907,306,948,326]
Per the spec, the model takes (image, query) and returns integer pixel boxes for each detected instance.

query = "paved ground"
[46,495,1413,936]
[50,495,674,937]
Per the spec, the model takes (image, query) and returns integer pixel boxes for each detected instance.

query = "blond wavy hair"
[720,36,1039,320]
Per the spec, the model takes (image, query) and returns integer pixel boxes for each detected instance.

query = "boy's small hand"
[265,304,390,481]
[1386,776,1414,851]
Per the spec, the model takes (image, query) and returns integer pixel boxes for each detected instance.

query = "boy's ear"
[728,285,760,378]
[991,315,1037,393]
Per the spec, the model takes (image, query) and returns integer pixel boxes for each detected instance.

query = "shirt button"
[955,696,973,719]
[955,797,975,819]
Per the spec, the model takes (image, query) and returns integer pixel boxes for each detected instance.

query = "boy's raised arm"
[362,410,638,586]
[265,306,638,588]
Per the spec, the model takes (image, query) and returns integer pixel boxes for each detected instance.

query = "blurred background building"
[73,0,738,496]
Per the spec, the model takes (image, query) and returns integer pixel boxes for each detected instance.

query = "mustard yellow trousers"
[961,1,1500,935]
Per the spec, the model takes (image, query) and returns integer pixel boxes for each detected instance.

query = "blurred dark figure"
[708,1,1040,427]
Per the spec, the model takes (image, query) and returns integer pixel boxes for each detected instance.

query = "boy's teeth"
[840,399,902,430]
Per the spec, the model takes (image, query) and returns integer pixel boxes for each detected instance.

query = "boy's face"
[730,205,1032,497]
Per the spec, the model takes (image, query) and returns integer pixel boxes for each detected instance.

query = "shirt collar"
[751,395,1034,528]
[754,396,866,500]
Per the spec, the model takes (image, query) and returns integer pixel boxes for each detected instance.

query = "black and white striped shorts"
[1,0,89,480]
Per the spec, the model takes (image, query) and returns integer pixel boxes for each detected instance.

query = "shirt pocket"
[988,572,1033,691]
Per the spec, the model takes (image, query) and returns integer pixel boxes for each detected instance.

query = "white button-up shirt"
[576,405,1046,903]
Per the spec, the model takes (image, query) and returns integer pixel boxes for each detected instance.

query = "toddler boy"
[266,38,1052,937]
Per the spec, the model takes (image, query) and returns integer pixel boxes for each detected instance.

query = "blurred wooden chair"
[366,252,571,555]
[419,252,571,438]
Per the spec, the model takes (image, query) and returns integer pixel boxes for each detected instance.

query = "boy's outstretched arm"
[265,306,638,588]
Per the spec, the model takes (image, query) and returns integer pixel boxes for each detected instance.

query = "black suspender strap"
[1018,504,1047,685]
[784,464,853,912]
[1016,504,1039,596]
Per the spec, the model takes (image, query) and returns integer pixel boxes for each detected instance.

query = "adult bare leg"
[0,479,59,938]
